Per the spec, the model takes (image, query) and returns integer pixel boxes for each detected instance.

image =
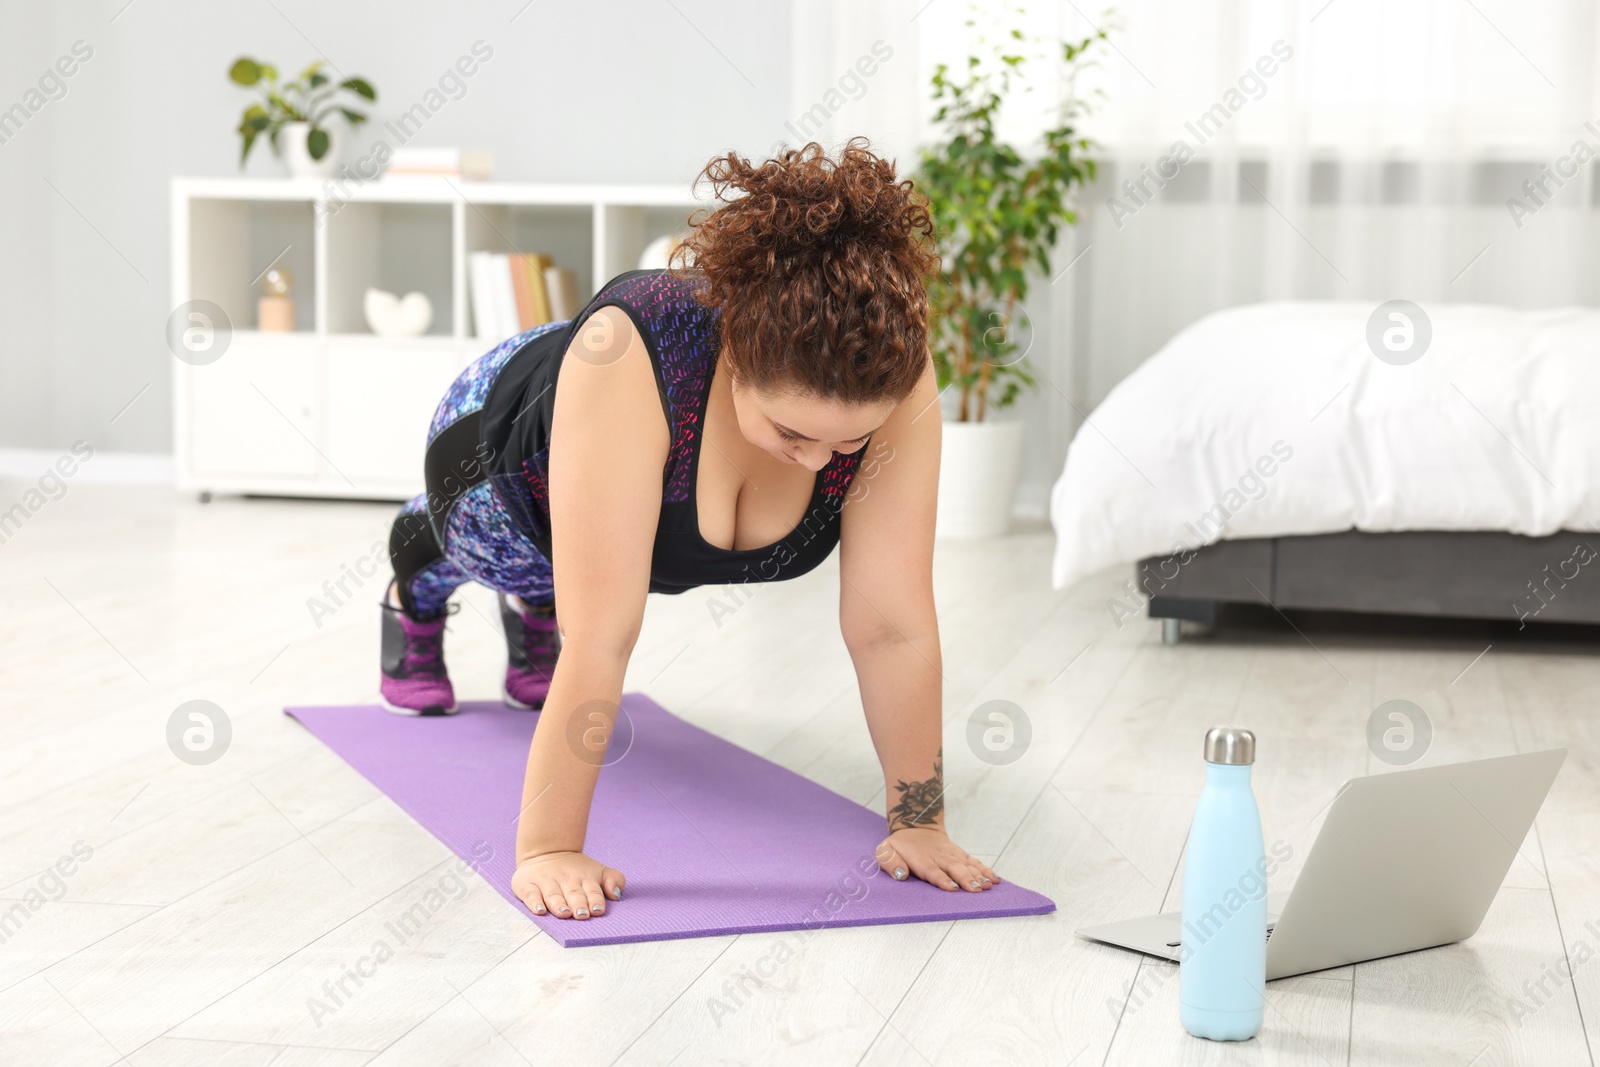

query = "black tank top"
[480,269,868,595]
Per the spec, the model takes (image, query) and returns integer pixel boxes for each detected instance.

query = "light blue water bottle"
[1179,725,1266,1041]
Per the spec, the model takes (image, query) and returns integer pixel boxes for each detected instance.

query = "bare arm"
[512,307,665,915]
[839,365,998,892]
[840,365,944,825]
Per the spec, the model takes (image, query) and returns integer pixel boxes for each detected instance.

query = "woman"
[380,139,1000,921]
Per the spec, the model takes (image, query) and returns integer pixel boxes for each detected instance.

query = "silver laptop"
[1076,748,1566,980]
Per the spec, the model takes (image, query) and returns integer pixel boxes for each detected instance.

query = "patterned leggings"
[388,324,564,619]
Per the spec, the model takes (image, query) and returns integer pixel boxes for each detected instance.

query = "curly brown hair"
[671,138,939,405]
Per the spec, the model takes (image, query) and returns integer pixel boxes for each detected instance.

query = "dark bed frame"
[1139,530,1600,643]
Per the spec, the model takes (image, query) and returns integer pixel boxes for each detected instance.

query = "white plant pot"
[936,420,1026,539]
[280,122,338,179]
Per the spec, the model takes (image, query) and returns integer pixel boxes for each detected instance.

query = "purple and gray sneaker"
[499,594,560,709]
[379,603,458,716]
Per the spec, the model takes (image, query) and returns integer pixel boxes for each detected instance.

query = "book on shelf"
[545,266,579,321]
[468,253,498,344]
[522,253,552,325]
[468,252,582,342]
[509,256,535,330]
[492,254,518,342]
[383,147,494,180]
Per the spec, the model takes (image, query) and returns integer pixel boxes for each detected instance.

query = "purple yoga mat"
[285,694,1054,947]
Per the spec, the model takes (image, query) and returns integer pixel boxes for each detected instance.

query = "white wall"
[15,1,1586,518]
[0,0,795,455]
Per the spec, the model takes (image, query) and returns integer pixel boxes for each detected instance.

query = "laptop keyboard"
[1166,924,1275,949]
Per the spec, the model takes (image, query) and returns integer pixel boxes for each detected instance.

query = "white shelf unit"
[170,177,703,500]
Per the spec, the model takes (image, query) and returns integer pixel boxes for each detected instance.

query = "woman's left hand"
[875,827,1001,892]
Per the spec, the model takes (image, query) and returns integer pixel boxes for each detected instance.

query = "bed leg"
[1161,618,1182,646]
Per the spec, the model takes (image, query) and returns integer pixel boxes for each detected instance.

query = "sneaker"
[499,594,560,709]
[379,603,458,716]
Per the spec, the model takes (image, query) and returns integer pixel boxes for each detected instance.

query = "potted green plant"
[230,57,376,179]
[916,14,1103,538]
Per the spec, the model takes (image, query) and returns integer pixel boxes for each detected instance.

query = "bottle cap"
[1203,726,1255,765]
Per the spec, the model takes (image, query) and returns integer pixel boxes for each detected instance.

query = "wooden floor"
[1,483,1597,1066]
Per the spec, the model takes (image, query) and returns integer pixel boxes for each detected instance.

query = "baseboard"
[0,448,174,486]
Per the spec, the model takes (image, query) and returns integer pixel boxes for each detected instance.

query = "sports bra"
[479,269,868,595]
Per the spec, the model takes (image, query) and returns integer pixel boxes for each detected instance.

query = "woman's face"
[730,380,895,471]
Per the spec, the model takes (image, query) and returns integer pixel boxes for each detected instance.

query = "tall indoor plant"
[917,15,1103,537]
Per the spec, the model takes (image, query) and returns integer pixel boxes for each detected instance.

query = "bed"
[1048,302,1600,642]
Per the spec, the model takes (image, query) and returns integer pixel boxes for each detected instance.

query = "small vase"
[280,122,337,180]
[257,296,295,332]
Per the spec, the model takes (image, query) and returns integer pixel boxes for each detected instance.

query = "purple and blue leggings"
[388,325,563,619]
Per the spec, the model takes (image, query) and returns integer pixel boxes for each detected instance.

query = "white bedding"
[1049,302,1600,590]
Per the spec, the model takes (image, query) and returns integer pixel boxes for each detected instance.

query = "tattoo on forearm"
[887,751,944,832]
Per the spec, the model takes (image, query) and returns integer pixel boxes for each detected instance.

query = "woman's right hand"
[512,851,625,919]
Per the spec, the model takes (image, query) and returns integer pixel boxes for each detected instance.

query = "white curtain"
[789,0,1600,512]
